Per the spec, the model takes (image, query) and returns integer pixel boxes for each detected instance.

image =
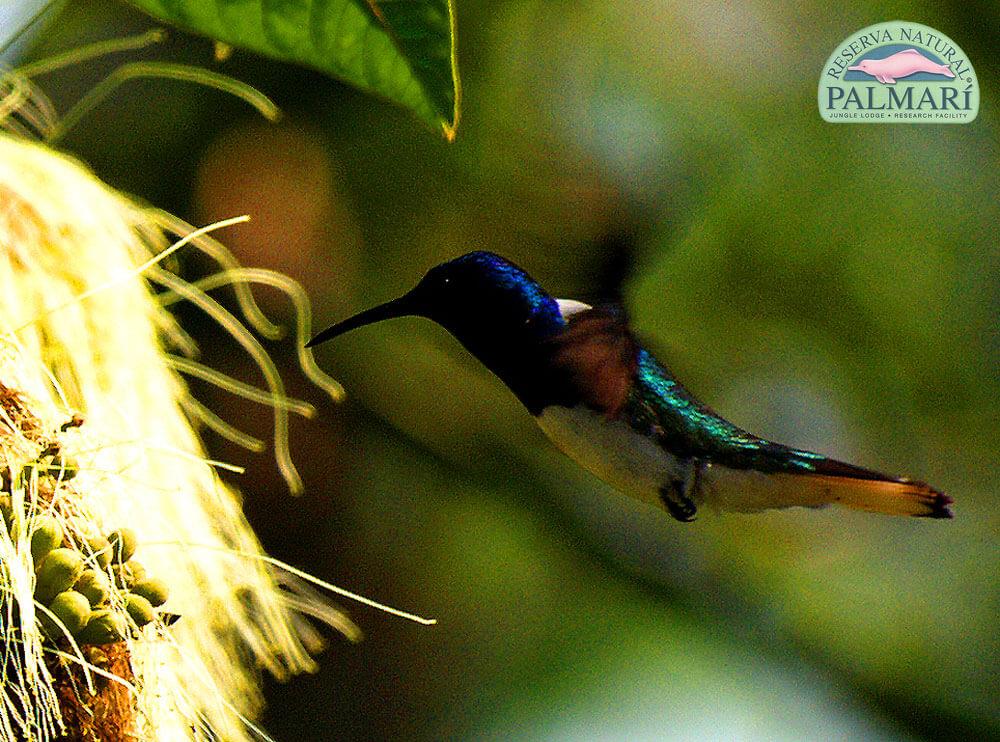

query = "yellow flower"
[0,129,350,741]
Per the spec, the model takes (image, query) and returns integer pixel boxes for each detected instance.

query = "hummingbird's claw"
[660,479,698,522]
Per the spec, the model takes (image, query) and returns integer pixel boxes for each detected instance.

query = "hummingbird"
[307,252,952,521]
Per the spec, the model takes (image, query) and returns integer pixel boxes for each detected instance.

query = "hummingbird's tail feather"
[702,461,953,518]
[786,471,952,517]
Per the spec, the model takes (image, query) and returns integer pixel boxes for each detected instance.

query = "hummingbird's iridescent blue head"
[307,252,569,409]
[414,251,565,342]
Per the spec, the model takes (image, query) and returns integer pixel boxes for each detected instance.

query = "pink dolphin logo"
[848,48,955,84]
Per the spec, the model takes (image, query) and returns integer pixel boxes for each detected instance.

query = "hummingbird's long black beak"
[306,294,417,348]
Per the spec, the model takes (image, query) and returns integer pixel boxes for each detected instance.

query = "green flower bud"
[87,535,112,569]
[111,563,141,589]
[74,569,110,607]
[106,528,136,564]
[78,609,126,645]
[30,516,63,565]
[45,590,90,637]
[127,560,147,583]
[125,593,155,627]
[35,548,84,604]
[131,577,169,607]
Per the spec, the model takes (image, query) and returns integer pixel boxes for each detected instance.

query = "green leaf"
[127,0,460,139]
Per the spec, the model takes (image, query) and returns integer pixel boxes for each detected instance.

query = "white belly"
[536,405,686,511]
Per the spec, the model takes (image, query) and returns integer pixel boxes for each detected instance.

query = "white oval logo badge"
[819,21,978,123]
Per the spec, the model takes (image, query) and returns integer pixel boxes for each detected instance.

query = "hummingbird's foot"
[660,459,704,522]
[661,489,697,522]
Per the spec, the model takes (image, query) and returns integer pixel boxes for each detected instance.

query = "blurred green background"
[9,0,998,739]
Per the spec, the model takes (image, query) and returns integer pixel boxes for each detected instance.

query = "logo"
[819,21,978,123]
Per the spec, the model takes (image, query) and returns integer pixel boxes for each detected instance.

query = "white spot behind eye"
[556,299,592,319]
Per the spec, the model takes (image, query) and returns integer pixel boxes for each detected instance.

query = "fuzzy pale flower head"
[0,131,351,740]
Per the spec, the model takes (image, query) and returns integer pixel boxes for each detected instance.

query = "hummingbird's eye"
[421,269,452,294]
